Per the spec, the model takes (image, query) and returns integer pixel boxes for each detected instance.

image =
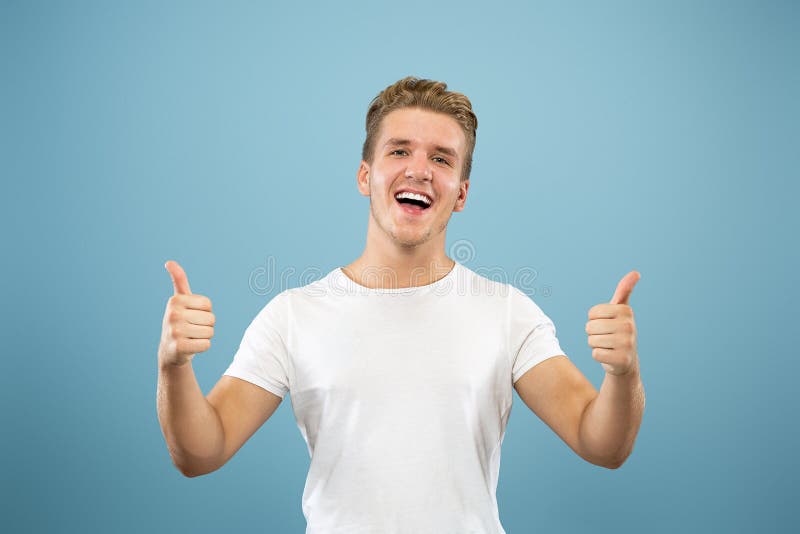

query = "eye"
[432,156,451,166]
[390,149,408,156]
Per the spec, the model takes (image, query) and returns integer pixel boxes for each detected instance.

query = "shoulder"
[455,263,528,303]
[456,264,554,327]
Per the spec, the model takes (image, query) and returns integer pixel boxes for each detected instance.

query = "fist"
[585,271,641,376]
[158,260,216,368]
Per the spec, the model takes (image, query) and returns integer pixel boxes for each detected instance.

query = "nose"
[404,153,432,181]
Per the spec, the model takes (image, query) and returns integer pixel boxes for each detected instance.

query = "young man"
[157,77,646,533]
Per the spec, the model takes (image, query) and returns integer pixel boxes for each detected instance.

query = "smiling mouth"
[394,191,433,213]
[395,197,432,216]
[396,197,430,209]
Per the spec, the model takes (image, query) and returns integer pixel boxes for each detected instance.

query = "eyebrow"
[384,138,459,161]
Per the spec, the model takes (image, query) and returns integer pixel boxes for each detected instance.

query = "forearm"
[578,365,645,468]
[157,362,225,476]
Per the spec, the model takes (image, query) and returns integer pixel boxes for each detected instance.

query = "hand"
[158,260,215,368]
[585,271,641,376]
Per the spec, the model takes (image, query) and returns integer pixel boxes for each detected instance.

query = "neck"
[343,221,455,289]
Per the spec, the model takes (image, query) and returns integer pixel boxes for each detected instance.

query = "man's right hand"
[159,260,216,368]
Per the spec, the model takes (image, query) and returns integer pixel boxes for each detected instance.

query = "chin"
[392,231,431,247]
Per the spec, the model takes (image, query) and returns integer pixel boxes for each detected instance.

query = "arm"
[157,362,226,477]
[580,270,645,468]
[514,355,604,466]
[577,366,645,469]
[157,364,284,478]
[514,355,644,469]
[157,260,283,477]
[514,271,645,469]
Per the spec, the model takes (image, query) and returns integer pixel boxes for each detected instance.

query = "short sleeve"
[508,286,568,384]
[223,291,291,398]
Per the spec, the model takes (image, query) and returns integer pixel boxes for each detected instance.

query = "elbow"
[178,465,204,478]
[581,447,630,470]
[603,458,625,470]
[171,456,200,478]
[170,455,219,478]
[176,463,216,478]
[601,450,632,470]
[584,456,623,470]
[585,456,624,470]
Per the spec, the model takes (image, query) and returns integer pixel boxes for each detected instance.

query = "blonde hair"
[361,76,478,182]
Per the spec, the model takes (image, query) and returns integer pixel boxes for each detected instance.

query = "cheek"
[439,186,461,206]
[372,172,390,186]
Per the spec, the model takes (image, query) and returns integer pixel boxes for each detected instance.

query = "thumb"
[165,260,192,295]
[610,271,641,305]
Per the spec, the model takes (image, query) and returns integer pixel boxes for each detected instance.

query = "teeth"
[395,191,432,206]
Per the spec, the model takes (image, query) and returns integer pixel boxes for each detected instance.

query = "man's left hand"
[586,271,641,376]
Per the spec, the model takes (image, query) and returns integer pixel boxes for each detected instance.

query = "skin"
[341,106,645,468]
[158,104,645,478]
[342,107,470,289]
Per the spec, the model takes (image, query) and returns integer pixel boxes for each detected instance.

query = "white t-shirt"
[223,261,567,534]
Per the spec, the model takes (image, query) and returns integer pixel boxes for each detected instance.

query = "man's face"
[357,107,470,249]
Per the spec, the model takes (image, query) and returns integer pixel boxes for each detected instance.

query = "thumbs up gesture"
[158,260,216,368]
[585,271,641,376]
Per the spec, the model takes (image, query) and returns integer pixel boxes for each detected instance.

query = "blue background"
[2,1,797,532]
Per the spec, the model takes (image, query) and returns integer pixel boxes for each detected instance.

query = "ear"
[452,179,470,212]
[356,161,370,197]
